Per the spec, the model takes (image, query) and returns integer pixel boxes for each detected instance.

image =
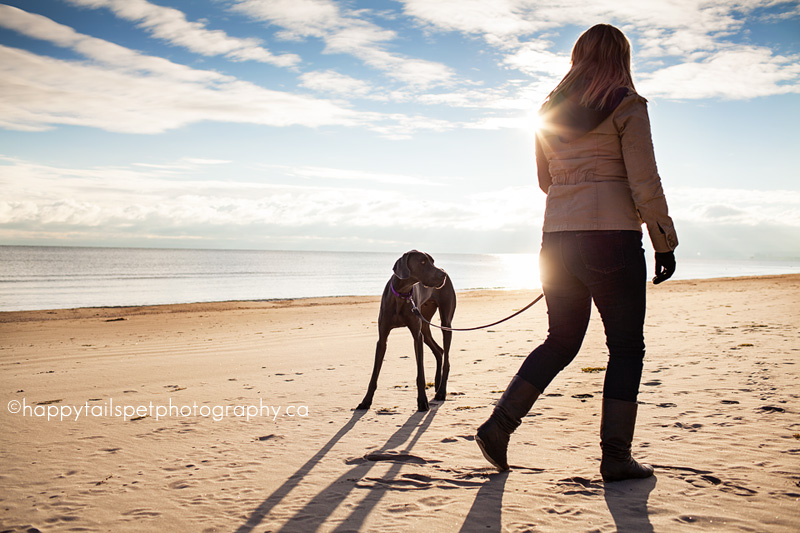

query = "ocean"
[1,245,798,312]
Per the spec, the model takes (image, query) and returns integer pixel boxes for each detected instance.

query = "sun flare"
[525,109,542,133]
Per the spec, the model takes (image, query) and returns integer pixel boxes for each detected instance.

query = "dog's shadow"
[236,408,437,532]
[234,410,365,532]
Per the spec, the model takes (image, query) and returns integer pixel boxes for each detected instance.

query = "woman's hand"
[653,251,676,284]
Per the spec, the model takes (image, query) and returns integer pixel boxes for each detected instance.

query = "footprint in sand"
[673,422,703,431]
[417,495,454,508]
[571,393,593,400]
[121,508,161,518]
[168,480,193,490]
[440,435,475,443]
[557,476,603,496]
[655,465,759,497]
[386,502,422,513]
[363,452,436,464]
[100,448,122,454]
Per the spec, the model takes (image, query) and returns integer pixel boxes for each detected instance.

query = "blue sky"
[1,0,799,259]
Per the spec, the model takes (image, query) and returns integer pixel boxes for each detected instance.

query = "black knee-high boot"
[476,376,541,471]
[600,397,654,482]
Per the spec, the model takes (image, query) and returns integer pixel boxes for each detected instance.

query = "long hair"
[546,24,635,109]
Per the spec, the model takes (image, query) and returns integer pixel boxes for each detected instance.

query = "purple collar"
[390,280,413,301]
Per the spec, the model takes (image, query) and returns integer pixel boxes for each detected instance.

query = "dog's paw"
[355,402,371,411]
[417,399,429,412]
[434,392,447,402]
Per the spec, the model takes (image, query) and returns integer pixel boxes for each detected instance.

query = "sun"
[525,108,542,132]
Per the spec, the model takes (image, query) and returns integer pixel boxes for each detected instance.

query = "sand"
[1,274,799,532]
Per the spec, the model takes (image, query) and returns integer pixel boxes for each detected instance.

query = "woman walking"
[476,24,678,482]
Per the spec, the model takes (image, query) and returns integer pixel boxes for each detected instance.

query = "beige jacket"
[535,92,678,252]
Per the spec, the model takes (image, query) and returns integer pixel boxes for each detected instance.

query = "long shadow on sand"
[458,470,509,532]
[326,407,438,532]
[235,410,366,533]
[236,407,438,532]
[604,475,656,532]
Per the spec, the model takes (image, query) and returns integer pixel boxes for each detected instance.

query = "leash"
[410,292,544,332]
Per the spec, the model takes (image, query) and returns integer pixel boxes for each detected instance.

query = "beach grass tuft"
[581,367,606,373]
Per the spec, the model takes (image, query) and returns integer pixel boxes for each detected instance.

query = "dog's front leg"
[421,324,444,400]
[413,330,429,411]
[434,329,451,401]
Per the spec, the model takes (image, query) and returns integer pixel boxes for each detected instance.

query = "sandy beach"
[1,274,799,532]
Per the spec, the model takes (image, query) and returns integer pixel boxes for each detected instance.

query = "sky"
[1,0,799,259]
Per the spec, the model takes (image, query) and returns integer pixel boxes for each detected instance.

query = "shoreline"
[2,272,797,323]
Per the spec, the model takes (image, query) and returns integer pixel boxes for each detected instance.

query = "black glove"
[653,251,676,285]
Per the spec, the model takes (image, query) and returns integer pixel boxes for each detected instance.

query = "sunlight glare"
[526,108,542,133]
[492,253,540,290]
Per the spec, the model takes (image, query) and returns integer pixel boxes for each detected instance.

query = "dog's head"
[393,250,447,289]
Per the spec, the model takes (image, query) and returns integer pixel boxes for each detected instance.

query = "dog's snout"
[425,267,447,289]
[435,269,447,289]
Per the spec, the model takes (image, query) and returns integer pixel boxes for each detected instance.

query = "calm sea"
[1,245,798,312]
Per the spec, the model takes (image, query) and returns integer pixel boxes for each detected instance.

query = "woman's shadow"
[458,469,509,532]
[604,475,657,532]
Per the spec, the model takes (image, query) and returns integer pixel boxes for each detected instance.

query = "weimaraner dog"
[356,250,456,412]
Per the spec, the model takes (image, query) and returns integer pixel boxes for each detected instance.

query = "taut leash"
[411,292,544,332]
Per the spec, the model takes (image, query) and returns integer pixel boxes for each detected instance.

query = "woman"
[476,24,678,482]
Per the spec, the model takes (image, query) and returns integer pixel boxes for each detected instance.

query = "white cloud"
[638,45,800,99]
[668,187,800,227]
[300,68,543,113]
[231,0,455,87]
[4,0,794,142]
[0,155,537,237]
[269,164,439,186]
[502,42,569,78]
[417,84,535,109]
[0,4,218,82]
[231,0,341,40]
[399,0,800,100]
[3,154,799,256]
[62,0,301,67]
[401,0,776,53]
[0,5,467,136]
[181,158,232,166]
[0,44,364,133]
[402,0,542,40]
[133,157,232,171]
[299,70,374,97]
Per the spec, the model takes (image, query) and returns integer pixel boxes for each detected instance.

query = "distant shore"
[1,274,799,531]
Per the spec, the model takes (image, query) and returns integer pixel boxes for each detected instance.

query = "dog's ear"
[393,252,412,279]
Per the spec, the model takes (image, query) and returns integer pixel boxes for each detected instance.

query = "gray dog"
[356,250,456,412]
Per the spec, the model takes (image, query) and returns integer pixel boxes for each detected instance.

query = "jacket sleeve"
[615,96,679,252]
[535,132,551,194]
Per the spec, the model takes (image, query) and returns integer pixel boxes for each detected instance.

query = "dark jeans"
[518,231,647,402]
